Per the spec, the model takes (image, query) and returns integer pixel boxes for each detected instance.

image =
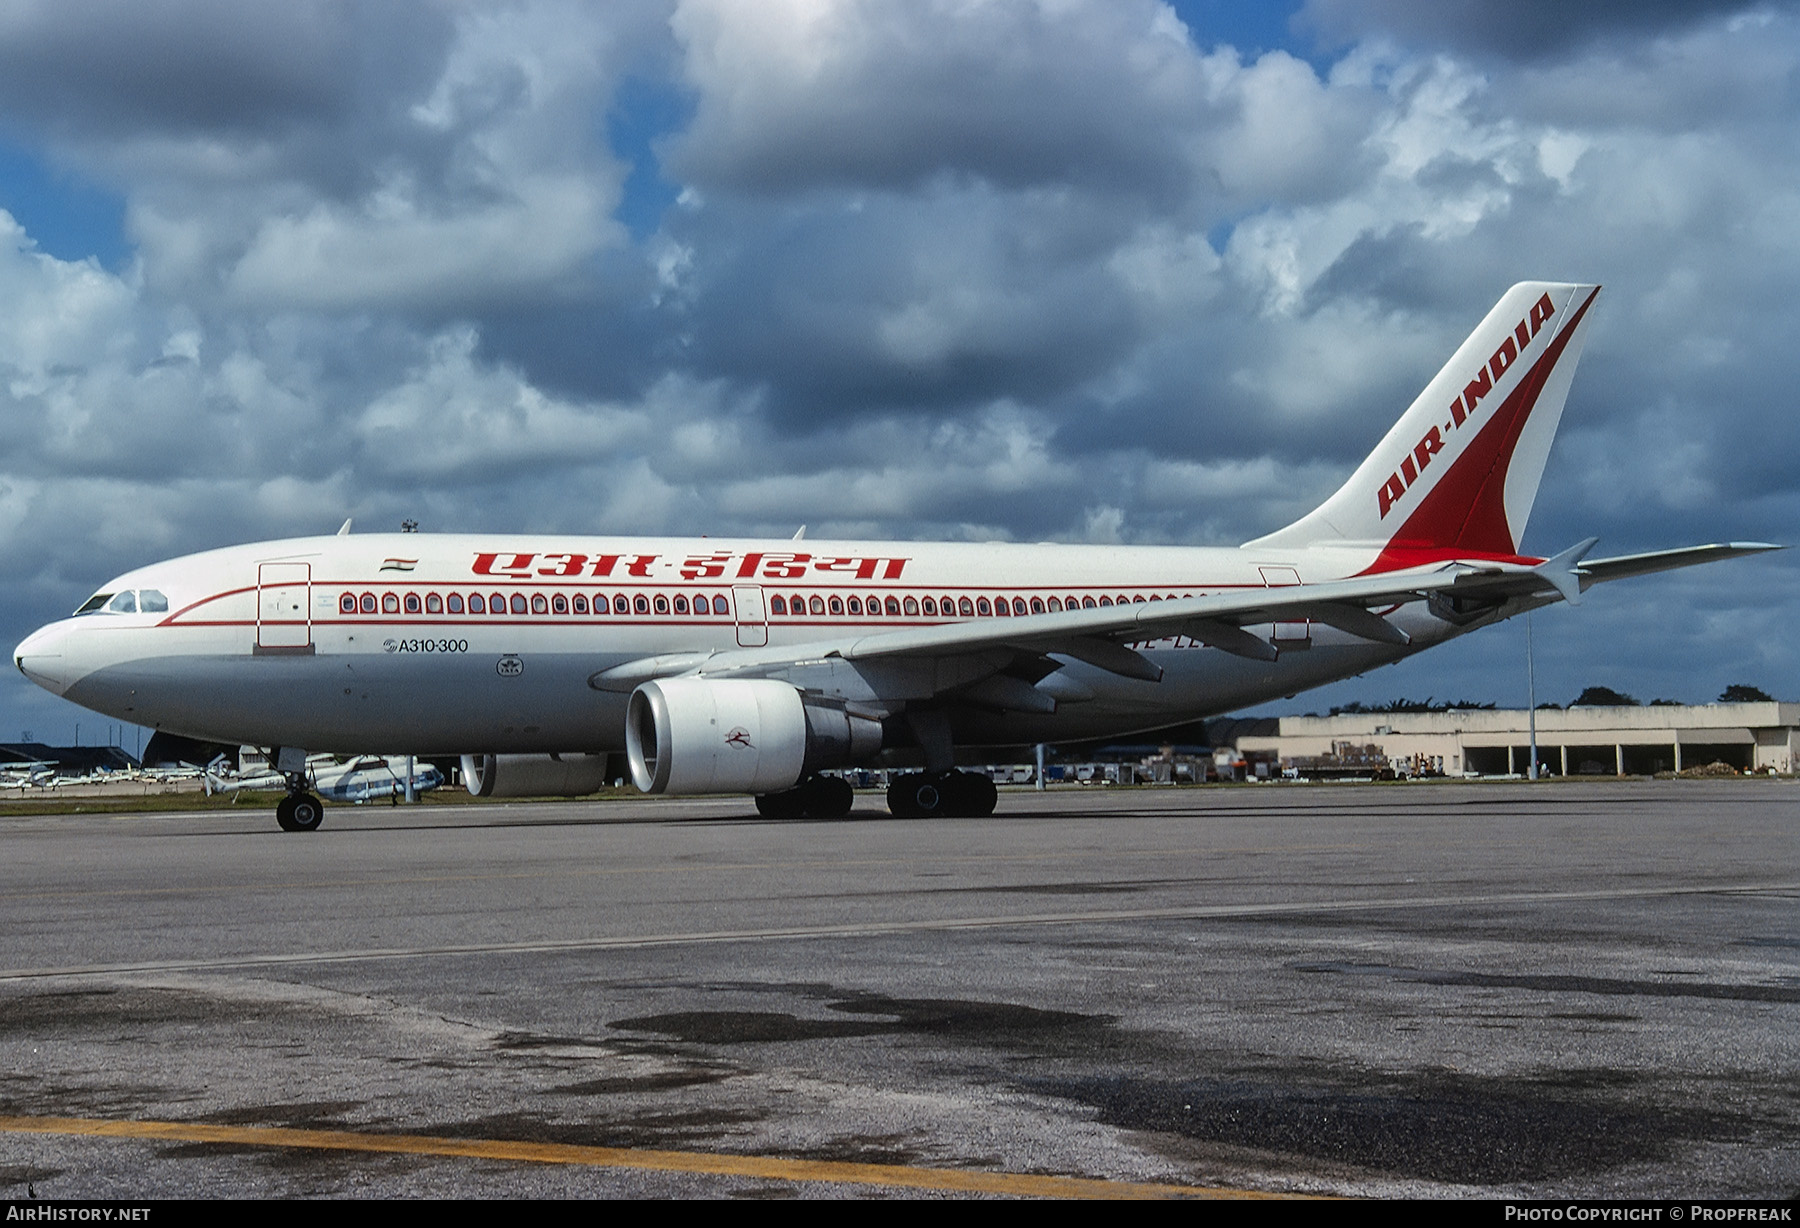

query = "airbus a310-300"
[13,283,1777,830]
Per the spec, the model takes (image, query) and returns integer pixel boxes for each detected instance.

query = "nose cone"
[15,620,82,696]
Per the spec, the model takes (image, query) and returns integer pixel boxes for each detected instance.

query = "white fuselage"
[14,532,1485,759]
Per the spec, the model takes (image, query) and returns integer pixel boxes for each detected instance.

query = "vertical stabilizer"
[1246,282,1601,565]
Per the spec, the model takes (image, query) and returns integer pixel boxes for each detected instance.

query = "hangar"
[1234,701,1798,778]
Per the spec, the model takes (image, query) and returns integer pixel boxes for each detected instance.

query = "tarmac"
[0,779,1795,1199]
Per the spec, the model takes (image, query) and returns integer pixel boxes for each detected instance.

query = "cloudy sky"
[0,0,1795,746]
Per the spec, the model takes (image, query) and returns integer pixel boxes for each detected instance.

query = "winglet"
[1536,536,1599,605]
[337,518,353,536]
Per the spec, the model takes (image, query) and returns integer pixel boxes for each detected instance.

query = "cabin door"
[733,585,769,648]
[256,561,314,653]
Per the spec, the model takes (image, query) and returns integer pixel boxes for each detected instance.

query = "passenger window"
[653,594,669,615]
[426,593,443,614]
[615,594,630,614]
[828,595,843,615]
[885,596,901,615]
[382,593,399,614]
[138,590,168,612]
[1030,597,1045,614]
[361,593,377,614]
[468,593,485,614]
[1013,597,1028,616]
[790,593,804,613]
[403,593,422,614]
[903,596,919,616]
[713,594,729,614]
[1098,595,1113,607]
[530,593,548,614]
[771,596,787,615]
[552,594,568,615]
[847,596,862,616]
[448,593,465,614]
[1132,594,1146,603]
[921,597,936,616]
[339,593,357,614]
[809,595,825,615]
[572,594,587,614]
[511,593,528,614]
[976,597,991,616]
[958,597,974,617]
[995,598,1010,617]
[1047,597,1062,612]
[491,592,507,613]
[940,594,954,613]
[675,595,689,614]
[1082,596,1096,609]
[634,594,649,614]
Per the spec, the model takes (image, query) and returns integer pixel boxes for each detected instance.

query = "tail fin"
[1246,282,1601,565]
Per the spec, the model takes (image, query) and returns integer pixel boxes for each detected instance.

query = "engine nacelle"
[626,678,881,795]
[461,752,614,798]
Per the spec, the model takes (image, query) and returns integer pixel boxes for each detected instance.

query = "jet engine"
[460,752,614,798]
[626,678,881,795]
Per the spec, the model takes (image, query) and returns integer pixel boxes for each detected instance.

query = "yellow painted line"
[0,1114,1297,1199]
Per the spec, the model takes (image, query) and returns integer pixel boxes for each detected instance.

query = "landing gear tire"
[755,790,806,820]
[276,792,325,833]
[887,771,996,819]
[802,774,854,819]
[755,775,856,820]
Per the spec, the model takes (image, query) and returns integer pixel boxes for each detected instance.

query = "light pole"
[1526,610,1538,780]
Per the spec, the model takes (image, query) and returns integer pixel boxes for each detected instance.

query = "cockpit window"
[74,588,170,616]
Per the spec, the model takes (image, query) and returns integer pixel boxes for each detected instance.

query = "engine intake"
[626,678,881,795]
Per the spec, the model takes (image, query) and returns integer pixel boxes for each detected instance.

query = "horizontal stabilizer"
[1578,542,1783,589]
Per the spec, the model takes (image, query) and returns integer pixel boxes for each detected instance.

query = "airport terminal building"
[1234,701,1799,777]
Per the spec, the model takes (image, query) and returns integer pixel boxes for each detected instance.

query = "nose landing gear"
[275,770,325,833]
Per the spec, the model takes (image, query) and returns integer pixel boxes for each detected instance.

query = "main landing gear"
[755,774,855,820]
[885,771,997,819]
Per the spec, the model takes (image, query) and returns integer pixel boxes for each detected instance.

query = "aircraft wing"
[591,539,1781,699]
[593,551,1588,692]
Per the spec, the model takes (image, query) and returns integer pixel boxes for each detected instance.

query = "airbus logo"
[1378,292,1558,519]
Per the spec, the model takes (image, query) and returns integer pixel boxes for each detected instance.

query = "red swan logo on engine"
[724,727,754,749]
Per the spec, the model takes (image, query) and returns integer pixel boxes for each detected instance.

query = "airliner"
[13,283,1777,830]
